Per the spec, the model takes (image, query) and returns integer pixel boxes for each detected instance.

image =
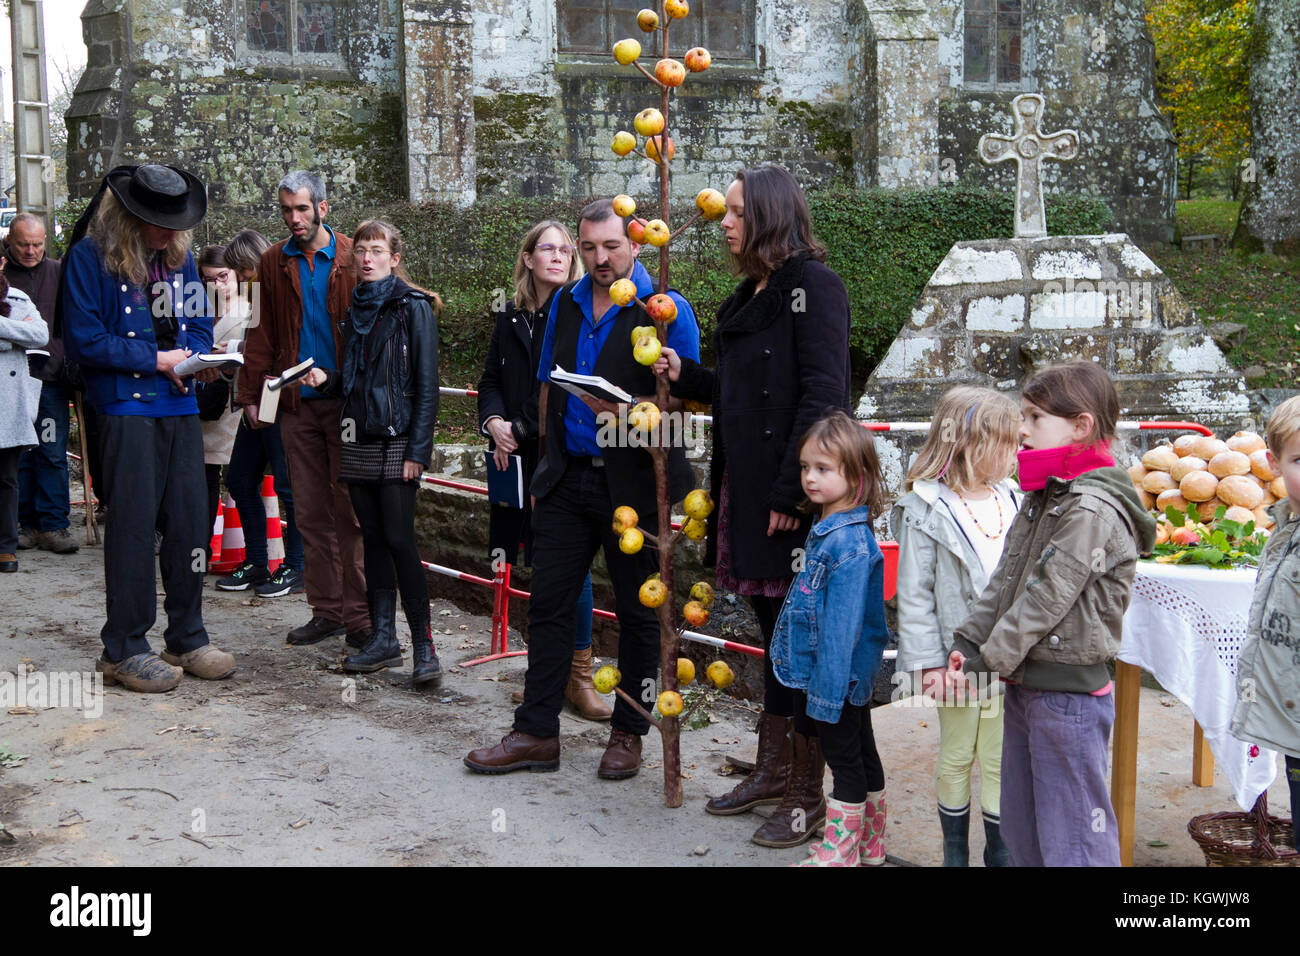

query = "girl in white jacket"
[890,386,1021,866]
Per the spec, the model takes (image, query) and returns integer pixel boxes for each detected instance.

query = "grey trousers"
[99,413,209,662]
[1001,682,1121,866]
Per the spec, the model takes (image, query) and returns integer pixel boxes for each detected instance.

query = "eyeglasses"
[534,243,575,257]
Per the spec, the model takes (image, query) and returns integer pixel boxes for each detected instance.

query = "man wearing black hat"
[62,164,237,692]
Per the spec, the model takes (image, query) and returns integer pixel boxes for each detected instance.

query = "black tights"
[751,592,796,718]
[347,482,428,617]
[797,694,886,802]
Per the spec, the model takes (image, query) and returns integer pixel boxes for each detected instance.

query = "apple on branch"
[612,194,636,217]
[639,574,668,608]
[696,187,726,220]
[637,8,660,31]
[643,219,671,247]
[609,278,638,306]
[654,58,686,87]
[613,38,641,65]
[626,218,648,243]
[629,400,662,431]
[684,47,711,72]
[645,134,674,164]
[611,131,637,156]
[645,293,677,323]
[665,0,689,19]
[634,108,665,137]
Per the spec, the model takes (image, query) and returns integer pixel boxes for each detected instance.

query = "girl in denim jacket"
[892,387,1021,867]
[772,410,891,866]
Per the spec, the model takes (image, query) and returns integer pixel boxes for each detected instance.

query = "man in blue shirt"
[467,199,701,779]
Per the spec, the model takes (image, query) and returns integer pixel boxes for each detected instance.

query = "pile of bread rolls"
[1128,430,1282,532]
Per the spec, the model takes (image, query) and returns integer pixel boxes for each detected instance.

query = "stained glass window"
[247,0,336,55]
[247,0,289,52]
[964,0,1021,85]
[558,0,755,60]
[298,2,336,53]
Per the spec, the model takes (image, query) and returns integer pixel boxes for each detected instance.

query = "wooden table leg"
[1112,660,1141,867]
[1192,720,1215,787]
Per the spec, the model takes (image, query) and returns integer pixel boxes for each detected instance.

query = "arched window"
[558,0,755,61]
[963,0,1022,85]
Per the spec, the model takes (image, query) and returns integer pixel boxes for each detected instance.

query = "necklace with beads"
[955,486,1005,539]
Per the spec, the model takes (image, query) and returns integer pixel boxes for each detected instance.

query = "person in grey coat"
[0,275,50,572]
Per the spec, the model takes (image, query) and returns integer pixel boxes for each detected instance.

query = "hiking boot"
[706,712,792,815]
[17,527,36,550]
[597,729,643,780]
[216,561,271,591]
[96,651,182,692]
[405,602,442,687]
[0,553,16,573]
[464,731,560,774]
[750,732,826,848]
[342,590,403,673]
[160,644,237,680]
[287,616,346,645]
[37,528,79,554]
[254,565,304,597]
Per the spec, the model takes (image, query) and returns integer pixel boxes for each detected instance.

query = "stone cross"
[978,94,1079,238]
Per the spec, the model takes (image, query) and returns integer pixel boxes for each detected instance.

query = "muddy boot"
[565,646,612,721]
[343,589,403,673]
[983,814,1011,867]
[939,804,970,867]
[706,712,792,815]
[750,732,826,848]
[406,602,442,687]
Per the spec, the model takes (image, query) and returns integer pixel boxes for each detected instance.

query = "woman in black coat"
[657,164,862,849]
[476,221,608,721]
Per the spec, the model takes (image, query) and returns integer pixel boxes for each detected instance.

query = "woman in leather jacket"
[304,219,441,685]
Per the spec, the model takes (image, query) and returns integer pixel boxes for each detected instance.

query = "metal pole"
[10,0,55,226]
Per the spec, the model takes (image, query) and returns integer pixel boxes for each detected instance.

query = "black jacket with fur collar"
[670,254,852,580]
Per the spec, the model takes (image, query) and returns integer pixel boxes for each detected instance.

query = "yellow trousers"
[935,694,1003,817]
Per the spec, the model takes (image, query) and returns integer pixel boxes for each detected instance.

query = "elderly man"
[63,164,236,692]
[8,213,75,555]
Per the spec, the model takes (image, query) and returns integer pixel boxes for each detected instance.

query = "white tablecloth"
[1119,561,1278,810]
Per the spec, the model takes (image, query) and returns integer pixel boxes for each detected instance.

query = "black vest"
[531,282,696,531]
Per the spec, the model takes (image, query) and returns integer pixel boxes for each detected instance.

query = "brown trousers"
[279,398,368,631]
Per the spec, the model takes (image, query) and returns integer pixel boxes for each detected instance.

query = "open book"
[549,365,633,405]
[175,351,245,377]
[257,358,315,423]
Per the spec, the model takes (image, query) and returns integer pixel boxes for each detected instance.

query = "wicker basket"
[1188,792,1300,866]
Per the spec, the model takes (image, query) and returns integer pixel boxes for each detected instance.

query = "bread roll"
[1260,488,1277,507]
[1271,476,1287,499]
[1179,470,1219,502]
[1190,436,1229,461]
[1227,431,1266,455]
[1217,474,1265,509]
[1142,471,1178,494]
[1139,489,1157,510]
[1253,507,1275,531]
[1196,500,1223,521]
[1208,450,1251,478]
[1173,435,1200,457]
[1223,505,1256,525]
[1250,448,1278,481]
[1170,456,1208,482]
[1127,462,1148,486]
[1155,489,1189,512]
[1141,446,1180,472]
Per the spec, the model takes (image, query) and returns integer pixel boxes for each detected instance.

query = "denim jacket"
[770,505,890,723]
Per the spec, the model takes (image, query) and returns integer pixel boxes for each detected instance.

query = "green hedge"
[56,185,1113,385]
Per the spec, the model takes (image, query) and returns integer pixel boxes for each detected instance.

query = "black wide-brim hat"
[105,164,207,231]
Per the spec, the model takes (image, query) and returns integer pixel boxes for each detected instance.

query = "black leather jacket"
[319,278,440,468]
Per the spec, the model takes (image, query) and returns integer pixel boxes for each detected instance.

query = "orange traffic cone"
[261,475,284,573]
[209,498,225,569]
[210,493,246,574]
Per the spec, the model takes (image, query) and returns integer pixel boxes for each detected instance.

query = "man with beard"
[465,198,700,779]
[237,171,368,648]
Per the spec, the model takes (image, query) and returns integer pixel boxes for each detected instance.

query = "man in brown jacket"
[237,170,369,647]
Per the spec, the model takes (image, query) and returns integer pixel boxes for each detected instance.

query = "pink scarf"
[1017,441,1115,491]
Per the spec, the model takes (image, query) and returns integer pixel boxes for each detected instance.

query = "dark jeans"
[752,592,795,717]
[1287,755,1300,851]
[80,397,105,508]
[797,692,885,803]
[0,447,19,554]
[98,414,209,662]
[225,417,303,571]
[515,458,661,738]
[18,381,71,531]
[347,481,428,620]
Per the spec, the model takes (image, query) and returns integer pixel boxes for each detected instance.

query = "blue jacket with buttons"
[63,237,212,416]
[771,505,890,724]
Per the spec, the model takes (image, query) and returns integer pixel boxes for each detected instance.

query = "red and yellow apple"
[654,58,686,87]
[613,38,642,65]
[644,134,675,164]
[696,187,725,220]
[612,505,639,534]
[1169,525,1201,546]
[639,574,668,608]
[626,218,647,243]
[683,600,710,627]
[684,46,711,72]
[634,107,665,136]
[645,293,677,323]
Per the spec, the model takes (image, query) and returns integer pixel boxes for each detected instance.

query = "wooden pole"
[72,392,99,545]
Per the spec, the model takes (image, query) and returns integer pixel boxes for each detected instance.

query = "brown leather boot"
[565,646,612,721]
[750,732,826,848]
[705,712,792,815]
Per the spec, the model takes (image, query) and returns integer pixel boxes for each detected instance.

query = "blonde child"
[891,386,1022,866]
[947,362,1155,866]
[771,410,891,866]
[1230,395,1300,849]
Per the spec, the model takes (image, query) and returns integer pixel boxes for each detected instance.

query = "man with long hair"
[62,164,236,691]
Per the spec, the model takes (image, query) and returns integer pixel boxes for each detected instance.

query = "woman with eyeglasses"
[476,221,608,719]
